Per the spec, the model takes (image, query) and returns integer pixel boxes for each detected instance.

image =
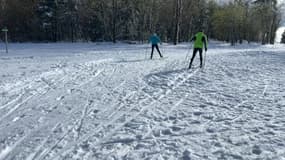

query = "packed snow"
[276,27,285,43]
[0,42,285,160]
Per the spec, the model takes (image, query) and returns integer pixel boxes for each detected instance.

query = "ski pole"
[185,44,192,68]
[203,50,207,68]
[145,45,148,60]
[161,43,165,57]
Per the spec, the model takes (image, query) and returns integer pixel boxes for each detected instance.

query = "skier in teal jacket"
[149,33,163,59]
[189,31,208,69]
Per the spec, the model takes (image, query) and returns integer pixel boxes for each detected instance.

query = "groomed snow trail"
[0,43,285,160]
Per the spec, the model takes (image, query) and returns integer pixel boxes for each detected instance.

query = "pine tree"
[37,0,58,41]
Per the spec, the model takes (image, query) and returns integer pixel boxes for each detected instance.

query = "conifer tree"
[37,0,58,41]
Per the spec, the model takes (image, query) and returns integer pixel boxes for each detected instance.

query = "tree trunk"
[173,0,182,45]
[112,0,117,43]
[269,12,278,44]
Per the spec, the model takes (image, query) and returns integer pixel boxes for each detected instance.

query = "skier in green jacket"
[188,31,208,69]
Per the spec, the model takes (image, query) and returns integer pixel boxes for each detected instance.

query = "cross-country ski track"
[0,43,285,159]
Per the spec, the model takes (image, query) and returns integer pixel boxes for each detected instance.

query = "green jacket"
[191,32,208,49]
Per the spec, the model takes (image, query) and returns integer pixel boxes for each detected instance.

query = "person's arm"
[190,36,196,42]
[155,36,161,45]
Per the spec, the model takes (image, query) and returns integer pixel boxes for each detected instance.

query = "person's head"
[153,33,157,36]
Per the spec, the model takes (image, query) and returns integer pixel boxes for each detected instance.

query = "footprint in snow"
[252,145,262,155]
[182,150,191,160]
[56,96,64,101]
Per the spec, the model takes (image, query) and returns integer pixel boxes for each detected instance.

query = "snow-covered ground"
[0,42,285,160]
[276,27,285,43]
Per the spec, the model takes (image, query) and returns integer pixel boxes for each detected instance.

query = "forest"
[0,0,283,45]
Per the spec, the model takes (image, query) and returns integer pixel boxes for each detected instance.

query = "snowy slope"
[0,42,285,160]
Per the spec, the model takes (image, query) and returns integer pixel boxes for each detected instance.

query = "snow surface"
[0,42,285,160]
[276,27,285,43]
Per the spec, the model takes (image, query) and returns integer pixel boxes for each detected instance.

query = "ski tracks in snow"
[0,59,110,160]
[1,45,285,160]
[45,67,200,160]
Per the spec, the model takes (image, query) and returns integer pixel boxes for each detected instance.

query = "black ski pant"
[189,48,203,69]
[151,44,163,59]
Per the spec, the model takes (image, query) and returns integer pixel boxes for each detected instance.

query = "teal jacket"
[149,35,161,45]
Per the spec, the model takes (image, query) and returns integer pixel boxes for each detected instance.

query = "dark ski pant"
[151,44,163,59]
[189,48,203,69]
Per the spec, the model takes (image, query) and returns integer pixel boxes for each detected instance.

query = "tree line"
[0,0,283,45]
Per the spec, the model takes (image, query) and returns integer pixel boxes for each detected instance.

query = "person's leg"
[155,45,163,58]
[151,45,155,59]
[199,48,203,68]
[189,48,198,69]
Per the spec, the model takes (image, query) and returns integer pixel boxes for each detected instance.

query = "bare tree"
[173,0,182,45]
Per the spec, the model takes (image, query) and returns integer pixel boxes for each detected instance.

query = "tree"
[1,0,38,41]
[37,0,58,41]
[281,31,285,43]
[0,0,282,43]
[253,0,281,44]
[173,0,182,45]
[77,0,104,41]
[56,0,80,42]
